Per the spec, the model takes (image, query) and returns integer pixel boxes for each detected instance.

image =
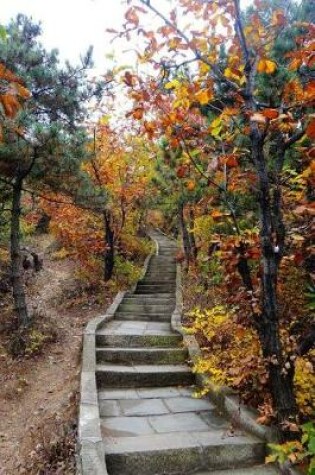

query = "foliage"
[294,353,315,417]
[267,422,315,474]
[0,14,105,327]
[185,305,270,409]
[114,0,315,437]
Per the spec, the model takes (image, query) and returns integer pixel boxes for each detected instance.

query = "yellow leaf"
[165,79,180,90]
[224,67,234,79]
[265,59,277,74]
[200,62,211,74]
[211,117,221,128]
[195,89,212,105]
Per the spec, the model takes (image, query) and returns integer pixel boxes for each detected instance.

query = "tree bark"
[188,206,198,260]
[103,209,114,281]
[11,178,29,327]
[178,203,192,267]
[251,131,297,432]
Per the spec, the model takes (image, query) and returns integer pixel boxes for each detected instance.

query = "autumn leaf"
[226,155,238,168]
[123,71,135,87]
[306,118,315,139]
[186,180,196,191]
[176,166,187,178]
[271,10,286,27]
[211,209,223,219]
[125,7,139,26]
[262,108,279,120]
[257,59,277,74]
[132,107,144,120]
[195,89,213,105]
[165,79,180,90]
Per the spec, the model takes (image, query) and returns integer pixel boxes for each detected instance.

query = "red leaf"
[262,108,279,120]
[306,118,315,139]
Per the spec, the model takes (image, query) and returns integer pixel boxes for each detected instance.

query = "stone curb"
[171,262,301,475]
[77,291,126,475]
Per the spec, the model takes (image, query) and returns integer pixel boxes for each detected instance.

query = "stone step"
[141,278,176,284]
[120,297,175,305]
[126,295,175,302]
[194,466,279,475]
[145,268,176,276]
[103,430,265,475]
[98,386,198,400]
[135,286,175,294]
[114,313,171,322]
[134,291,174,296]
[99,393,217,418]
[121,301,175,308]
[138,279,176,285]
[136,283,175,289]
[96,347,188,365]
[96,332,182,348]
[118,303,175,314]
[148,260,176,267]
[96,320,180,348]
[158,251,177,257]
[145,272,176,276]
[96,363,194,388]
[149,260,176,266]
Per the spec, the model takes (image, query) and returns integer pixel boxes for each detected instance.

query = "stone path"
[95,231,277,475]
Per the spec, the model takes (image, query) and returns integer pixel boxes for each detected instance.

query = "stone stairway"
[91,230,278,475]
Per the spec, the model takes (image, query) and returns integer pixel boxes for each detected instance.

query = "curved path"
[91,231,277,474]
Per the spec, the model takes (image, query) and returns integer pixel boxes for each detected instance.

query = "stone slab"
[120,398,169,416]
[99,400,121,417]
[194,466,279,474]
[148,412,210,433]
[98,388,139,400]
[101,416,155,437]
[163,396,215,413]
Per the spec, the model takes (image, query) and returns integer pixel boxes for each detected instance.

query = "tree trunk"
[11,178,29,327]
[178,203,192,267]
[251,131,297,433]
[233,0,297,437]
[188,206,198,260]
[103,209,114,281]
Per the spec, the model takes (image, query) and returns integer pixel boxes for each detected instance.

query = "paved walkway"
[95,231,277,474]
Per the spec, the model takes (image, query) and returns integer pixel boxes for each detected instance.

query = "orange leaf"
[125,7,139,26]
[262,108,279,120]
[186,180,196,191]
[132,107,144,120]
[306,118,315,139]
[257,59,277,74]
[211,209,223,219]
[226,155,238,168]
[195,89,213,105]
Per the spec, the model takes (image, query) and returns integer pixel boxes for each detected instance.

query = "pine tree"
[0,15,104,328]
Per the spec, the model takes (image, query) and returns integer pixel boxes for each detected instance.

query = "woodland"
[0,0,314,473]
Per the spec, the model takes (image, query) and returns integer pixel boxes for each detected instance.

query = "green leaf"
[0,25,7,41]
[309,437,315,455]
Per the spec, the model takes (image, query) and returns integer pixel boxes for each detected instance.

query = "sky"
[1,0,252,73]
[1,0,168,71]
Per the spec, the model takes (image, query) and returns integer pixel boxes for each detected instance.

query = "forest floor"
[0,235,114,474]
